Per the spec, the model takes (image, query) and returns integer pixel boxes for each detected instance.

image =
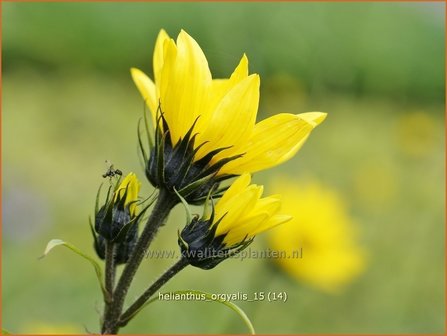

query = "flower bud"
[95,173,140,241]
[92,173,145,264]
[94,221,138,264]
[178,173,291,269]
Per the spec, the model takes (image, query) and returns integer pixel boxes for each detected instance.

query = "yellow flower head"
[179,173,291,269]
[132,29,326,203]
[114,172,141,216]
[268,178,365,293]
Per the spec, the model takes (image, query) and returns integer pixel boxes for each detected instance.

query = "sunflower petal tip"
[313,112,328,126]
[130,67,140,75]
[250,73,261,85]
[296,111,328,128]
[179,29,190,38]
[130,67,146,78]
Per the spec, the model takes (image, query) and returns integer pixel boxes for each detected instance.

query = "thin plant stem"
[104,241,116,297]
[118,257,189,327]
[101,189,177,334]
[102,241,116,330]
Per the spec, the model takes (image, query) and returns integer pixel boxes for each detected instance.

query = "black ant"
[102,160,123,179]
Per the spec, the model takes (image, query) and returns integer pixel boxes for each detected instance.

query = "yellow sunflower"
[132,29,326,202]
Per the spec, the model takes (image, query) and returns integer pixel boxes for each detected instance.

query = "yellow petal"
[297,111,327,127]
[202,54,249,128]
[251,214,292,236]
[220,112,326,174]
[229,53,249,81]
[223,212,269,246]
[217,173,251,206]
[159,30,212,144]
[224,196,287,245]
[153,29,170,85]
[158,37,177,119]
[130,68,157,123]
[223,212,291,246]
[115,172,141,216]
[194,55,250,156]
[196,74,260,160]
[215,185,263,235]
[251,195,282,217]
[209,54,248,94]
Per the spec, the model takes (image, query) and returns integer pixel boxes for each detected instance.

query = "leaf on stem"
[124,289,255,334]
[39,239,110,301]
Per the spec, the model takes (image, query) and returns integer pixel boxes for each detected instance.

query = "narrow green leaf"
[39,239,110,301]
[124,289,255,334]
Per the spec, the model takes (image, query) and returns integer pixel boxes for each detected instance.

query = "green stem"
[104,241,116,297]
[102,241,116,330]
[101,189,177,334]
[118,257,189,327]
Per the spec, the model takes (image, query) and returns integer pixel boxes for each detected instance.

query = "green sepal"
[116,182,131,210]
[103,193,115,228]
[157,131,167,184]
[201,187,216,220]
[104,183,113,204]
[174,187,192,225]
[178,173,215,198]
[143,99,154,149]
[137,118,148,165]
[177,229,189,249]
[113,175,123,192]
[111,196,155,243]
[88,216,99,247]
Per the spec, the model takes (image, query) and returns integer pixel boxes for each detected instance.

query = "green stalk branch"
[101,189,177,334]
[118,257,189,327]
[104,241,116,297]
[102,241,116,331]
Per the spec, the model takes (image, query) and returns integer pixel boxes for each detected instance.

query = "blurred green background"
[2,1,445,334]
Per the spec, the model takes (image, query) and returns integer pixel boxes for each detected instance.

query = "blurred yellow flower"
[23,321,81,334]
[395,111,439,158]
[268,178,365,293]
[353,160,398,211]
[131,29,326,175]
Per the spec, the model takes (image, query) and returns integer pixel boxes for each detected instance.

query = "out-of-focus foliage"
[3,2,444,103]
[2,1,445,335]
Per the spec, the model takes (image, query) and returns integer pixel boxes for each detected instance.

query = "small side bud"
[93,172,144,264]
